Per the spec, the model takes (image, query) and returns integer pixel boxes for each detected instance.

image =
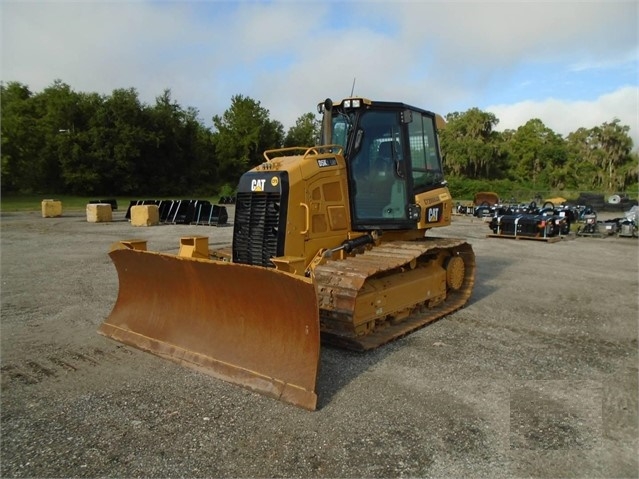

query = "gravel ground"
[1,207,637,478]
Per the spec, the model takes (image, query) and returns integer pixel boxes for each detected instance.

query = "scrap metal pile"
[456,192,638,241]
[576,205,638,238]
[124,199,229,226]
[484,201,577,241]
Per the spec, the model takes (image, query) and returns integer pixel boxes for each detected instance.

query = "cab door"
[349,109,413,230]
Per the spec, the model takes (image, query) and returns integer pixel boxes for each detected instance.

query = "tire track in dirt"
[0,346,133,388]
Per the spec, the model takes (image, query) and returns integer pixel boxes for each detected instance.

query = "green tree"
[440,108,504,178]
[507,118,567,189]
[3,79,636,198]
[284,112,319,147]
[1,81,37,192]
[212,95,284,186]
[566,120,636,191]
[1,80,86,193]
[58,87,147,195]
[179,106,218,195]
[143,89,188,194]
[596,119,634,191]
[565,127,601,190]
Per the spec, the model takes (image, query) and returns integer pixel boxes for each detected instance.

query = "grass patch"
[1,195,88,212]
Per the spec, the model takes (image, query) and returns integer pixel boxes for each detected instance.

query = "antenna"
[350,78,356,97]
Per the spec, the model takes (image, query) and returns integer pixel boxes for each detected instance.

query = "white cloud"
[487,86,639,148]
[1,2,192,95]
[1,0,637,150]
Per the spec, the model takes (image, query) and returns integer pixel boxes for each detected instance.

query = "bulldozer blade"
[99,248,320,410]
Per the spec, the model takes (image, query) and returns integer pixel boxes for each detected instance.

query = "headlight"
[342,98,363,109]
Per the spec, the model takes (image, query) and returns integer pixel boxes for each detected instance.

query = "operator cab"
[319,97,445,231]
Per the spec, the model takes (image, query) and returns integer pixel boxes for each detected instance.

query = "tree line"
[1,80,637,199]
[439,108,637,198]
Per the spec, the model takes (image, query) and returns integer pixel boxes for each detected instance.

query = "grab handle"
[300,203,310,235]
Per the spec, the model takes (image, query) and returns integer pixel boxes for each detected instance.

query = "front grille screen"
[233,192,281,267]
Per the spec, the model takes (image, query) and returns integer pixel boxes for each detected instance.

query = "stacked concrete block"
[130,204,160,226]
[41,199,62,218]
[86,203,113,223]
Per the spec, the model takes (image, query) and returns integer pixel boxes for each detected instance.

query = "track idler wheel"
[445,255,465,290]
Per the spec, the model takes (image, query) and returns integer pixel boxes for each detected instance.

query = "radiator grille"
[233,192,282,267]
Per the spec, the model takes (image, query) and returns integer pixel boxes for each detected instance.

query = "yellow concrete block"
[41,199,62,218]
[86,203,113,223]
[130,204,159,226]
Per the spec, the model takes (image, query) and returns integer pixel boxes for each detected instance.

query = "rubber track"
[314,237,476,351]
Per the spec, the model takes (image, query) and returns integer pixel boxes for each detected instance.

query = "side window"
[331,117,349,149]
[409,114,443,190]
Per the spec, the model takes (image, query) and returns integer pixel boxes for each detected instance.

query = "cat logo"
[426,205,442,223]
[251,179,266,192]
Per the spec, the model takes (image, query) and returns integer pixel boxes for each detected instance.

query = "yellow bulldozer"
[99,97,476,410]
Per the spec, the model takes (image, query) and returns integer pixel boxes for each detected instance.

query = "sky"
[2,0,638,149]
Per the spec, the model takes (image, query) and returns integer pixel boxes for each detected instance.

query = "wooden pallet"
[486,233,562,243]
